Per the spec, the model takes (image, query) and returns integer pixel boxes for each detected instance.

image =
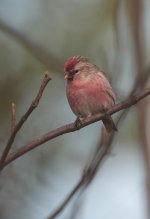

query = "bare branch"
[11,102,16,133]
[0,72,51,166]
[2,87,150,170]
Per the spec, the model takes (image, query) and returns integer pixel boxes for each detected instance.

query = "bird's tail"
[102,115,117,132]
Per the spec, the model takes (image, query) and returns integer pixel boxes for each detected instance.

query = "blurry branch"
[0,72,51,168]
[11,102,16,133]
[48,128,117,219]
[130,0,150,213]
[0,84,150,170]
[49,178,84,219]
[0,19,63,72]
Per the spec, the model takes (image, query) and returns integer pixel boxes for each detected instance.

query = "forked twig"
[0,72,51,167]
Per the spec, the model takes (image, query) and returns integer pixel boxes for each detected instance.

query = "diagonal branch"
[2,87,150,170]
[0,72,51,166]
[0,19,62,72]
[49,178,84,219]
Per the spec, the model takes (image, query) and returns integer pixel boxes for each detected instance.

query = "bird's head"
[64,55,89,81]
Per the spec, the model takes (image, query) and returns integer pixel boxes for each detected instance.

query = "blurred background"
[0,0,150,218]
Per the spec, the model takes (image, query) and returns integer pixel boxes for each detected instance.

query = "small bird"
[64,55,117,132]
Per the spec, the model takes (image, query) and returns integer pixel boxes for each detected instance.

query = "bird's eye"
[72,69,79,74]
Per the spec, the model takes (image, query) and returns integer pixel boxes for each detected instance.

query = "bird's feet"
[74,117,83,129]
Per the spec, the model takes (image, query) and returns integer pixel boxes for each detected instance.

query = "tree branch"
[2,87,150,170]
[0,72,51,166]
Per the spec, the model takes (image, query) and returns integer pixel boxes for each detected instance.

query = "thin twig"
[2,87,150,170]
[0,72,51,166]
[11,102,16,133]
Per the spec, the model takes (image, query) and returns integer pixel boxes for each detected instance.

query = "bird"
[64,55,117,132]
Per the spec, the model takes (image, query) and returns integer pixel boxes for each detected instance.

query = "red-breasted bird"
[64,55,117,132]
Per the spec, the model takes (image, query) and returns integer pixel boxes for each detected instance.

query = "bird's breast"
[66,78,115,117]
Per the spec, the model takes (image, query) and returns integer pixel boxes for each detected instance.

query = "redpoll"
[64,55,117,132]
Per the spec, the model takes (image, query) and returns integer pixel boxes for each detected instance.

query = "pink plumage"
[64,55,117,132]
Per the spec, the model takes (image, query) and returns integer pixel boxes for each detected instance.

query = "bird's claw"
[74,117,83,129]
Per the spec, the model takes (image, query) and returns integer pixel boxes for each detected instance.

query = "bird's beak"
[64,73,68,80]
[64,72,74,80]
